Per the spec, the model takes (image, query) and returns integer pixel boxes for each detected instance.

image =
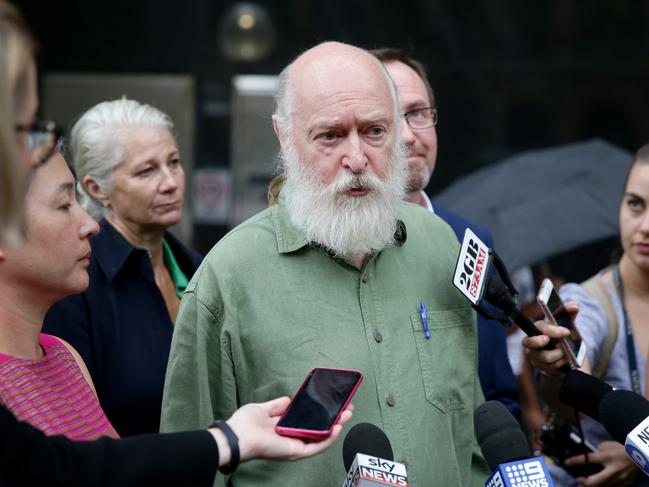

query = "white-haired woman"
[44,98,202,437]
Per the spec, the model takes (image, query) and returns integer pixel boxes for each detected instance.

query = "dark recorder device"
[275,367,363,440]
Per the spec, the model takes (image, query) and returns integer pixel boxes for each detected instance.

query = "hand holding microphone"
[452,229,577,375]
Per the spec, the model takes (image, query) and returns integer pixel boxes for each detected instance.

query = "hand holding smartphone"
[275,367,362,440]
[537,278,587,368]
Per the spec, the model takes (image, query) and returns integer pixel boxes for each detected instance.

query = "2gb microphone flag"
[453,228,491,305]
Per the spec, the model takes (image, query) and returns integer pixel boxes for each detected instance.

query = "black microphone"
[452,229,545,338]
[558,373,649,477]
[598,389,649,476]
[342,423,393,472]
[475,401,553,486]
[475,401,532,470]
[558,369,613,422]
[341,423,407,487]
[599,389,649,445]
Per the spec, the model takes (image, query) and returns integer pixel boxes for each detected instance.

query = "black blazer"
[44,219,203,436]
[0,404,217,487]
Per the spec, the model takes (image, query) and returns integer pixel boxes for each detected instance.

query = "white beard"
[281,141,407,260]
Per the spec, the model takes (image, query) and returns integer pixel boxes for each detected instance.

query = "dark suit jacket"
[0,404,218,487]
[433,202,522,420]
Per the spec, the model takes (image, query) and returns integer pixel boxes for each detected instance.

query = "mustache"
[326,171,383,194]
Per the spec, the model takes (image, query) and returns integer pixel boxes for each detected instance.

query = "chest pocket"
[410,308,476,413]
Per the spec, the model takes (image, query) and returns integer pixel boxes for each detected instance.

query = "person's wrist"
[535,367,564,381]
[211,420,240,475]
[208,427,231,467]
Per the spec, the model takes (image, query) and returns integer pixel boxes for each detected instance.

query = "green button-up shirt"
[161,201,489,486]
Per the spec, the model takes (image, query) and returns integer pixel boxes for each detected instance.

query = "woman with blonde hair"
[0,1,351,485]
[0,0,36,242]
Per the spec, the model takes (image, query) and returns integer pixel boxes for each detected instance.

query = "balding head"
[273,42,399,148]
[273,42,407,262]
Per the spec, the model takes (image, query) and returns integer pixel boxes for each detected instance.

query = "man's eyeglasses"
[403,107,438,130]
[14,120,62,165]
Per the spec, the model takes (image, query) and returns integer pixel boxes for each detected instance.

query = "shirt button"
[373,330,383,343]
[399,458,409,468]
[386,394,396,407]
[362,276,368,283]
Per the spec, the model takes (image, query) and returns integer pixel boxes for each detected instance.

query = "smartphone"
[537,278,587,368]
[275,367,363,440]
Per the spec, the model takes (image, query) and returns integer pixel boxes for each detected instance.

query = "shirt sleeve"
[160,286,237,439]
[1,404,218,487]
[559,282,609,370]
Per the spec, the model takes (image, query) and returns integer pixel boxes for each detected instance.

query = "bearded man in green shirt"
[161,41,490,486]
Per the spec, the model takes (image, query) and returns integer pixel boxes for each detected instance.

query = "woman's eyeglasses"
[14,120,62,165]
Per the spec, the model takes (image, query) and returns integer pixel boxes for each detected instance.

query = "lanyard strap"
[614,265,642,395]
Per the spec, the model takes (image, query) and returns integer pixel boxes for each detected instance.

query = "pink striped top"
[0,333,119,440]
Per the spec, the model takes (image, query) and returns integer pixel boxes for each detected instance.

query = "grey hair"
[70,97,175,219]
[378,59,404,145]
[272,64,293,140]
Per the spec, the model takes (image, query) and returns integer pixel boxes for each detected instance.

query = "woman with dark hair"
[525,146,649,486]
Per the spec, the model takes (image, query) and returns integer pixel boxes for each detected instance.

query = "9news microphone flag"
[599,389,649,477]
[559,371,649,478]
[475,401,553,487]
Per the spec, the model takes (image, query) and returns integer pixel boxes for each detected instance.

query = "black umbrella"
[435,139,632,271]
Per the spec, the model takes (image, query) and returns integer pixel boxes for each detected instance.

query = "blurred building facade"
[16,0,649,251]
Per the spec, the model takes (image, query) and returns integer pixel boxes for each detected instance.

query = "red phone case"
[275,366,363,440]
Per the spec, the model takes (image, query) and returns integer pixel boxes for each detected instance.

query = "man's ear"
[272,116,286,151]
[82,175,110,208]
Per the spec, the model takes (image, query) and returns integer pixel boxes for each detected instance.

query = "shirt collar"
[92,219,142,281]
[271,203,310,254]
[271,201,407,255]
[420,190,434,213]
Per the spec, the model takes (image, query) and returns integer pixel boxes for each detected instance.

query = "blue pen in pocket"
[419,301,430,340]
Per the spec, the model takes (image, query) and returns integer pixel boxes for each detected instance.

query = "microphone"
[452,228,543,338]
[341,423,408,487]
[558,369,613,422]
[475,401,553,486]
[599,389,649,476]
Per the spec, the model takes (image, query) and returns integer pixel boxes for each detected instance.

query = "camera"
[540,417,603,478]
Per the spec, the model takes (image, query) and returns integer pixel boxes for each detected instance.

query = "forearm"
[2,406,219,487]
